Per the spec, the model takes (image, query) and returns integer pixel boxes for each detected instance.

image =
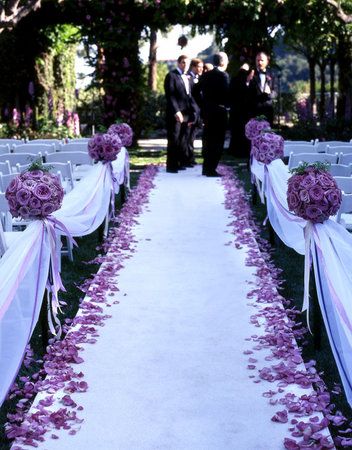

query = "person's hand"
[188,121,194,127]
[175,111,184,123]
[246,70,255,83]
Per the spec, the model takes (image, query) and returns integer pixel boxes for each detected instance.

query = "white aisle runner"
[27,165,324,450]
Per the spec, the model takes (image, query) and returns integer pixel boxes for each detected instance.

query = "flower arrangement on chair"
[107,122,133,147]
[88,133,122,163]
[245,116,271,141]
[5,161,64,221]
[287,162,342,223]
[251,131,284,165]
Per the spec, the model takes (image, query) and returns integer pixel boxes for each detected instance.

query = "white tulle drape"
[0,149,129,405]
[251,157,352,405]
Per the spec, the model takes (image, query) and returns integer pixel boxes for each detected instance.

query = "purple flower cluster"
[251,132,284,165]
[88,133,122,163]
[245,118,271,140]
[5,170,64,220]
[107,123,133,147]
[287,167,342,223]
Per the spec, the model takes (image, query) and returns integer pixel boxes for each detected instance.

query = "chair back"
[0,145,10,155]
[0,192,13,231]
[0,153,41,168]
[27,139,63,151]
[59,142,88,152]
[328,164,352,177]
[284,144,318,157]
[46,151,93,166]
[0,161,11,175]
[0,139,24,148]
[42,162,75,192]
[334,176,352,194]
[327,145,352,155]
[13,143,54,155]
[0,173,19,192]
[337,193,352,223]
[338,153,352,165]
[288,152,338,170]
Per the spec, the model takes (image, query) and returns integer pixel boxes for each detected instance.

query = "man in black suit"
[164,55,199,173]
[198,52,230,177]
[247,51,275,125]
[187,58,204,166]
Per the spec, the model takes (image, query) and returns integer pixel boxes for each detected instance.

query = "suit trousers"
[166,115,190,170]
[202,108,228,174]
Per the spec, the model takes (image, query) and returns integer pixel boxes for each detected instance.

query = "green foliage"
[290,161,331,174]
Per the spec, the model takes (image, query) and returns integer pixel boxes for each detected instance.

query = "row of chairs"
[284,142,352,157]
[0,141,89,156]
[287,152,352,170]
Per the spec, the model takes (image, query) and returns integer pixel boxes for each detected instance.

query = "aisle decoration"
[251,131,284,165]
[5,162,67,336]
[218,164,343,449]
[5,165,64,220]
[88,132,122,163]
[108,122,133,147]
[287,163,342,322]
[245,116,271,141]
[5,165,158,449]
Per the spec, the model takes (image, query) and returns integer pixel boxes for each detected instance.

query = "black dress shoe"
[166,168,178,173]
[178,166,186,170]
[206,171,221,177]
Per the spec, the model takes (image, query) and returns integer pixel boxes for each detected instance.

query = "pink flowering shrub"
[6,169,64,220]
[88,133,122,163]
[287,164,342,223]
[107,123,133,147]
[245,117,271,141]
[251,132,284,165]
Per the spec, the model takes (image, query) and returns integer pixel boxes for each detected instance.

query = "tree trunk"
[336,35,352,121]
[308,57,316,118]
[318,60,327,121]
[329,59,336,119]
[148,29,158,92]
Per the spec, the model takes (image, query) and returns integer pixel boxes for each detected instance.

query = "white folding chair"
[334,176,352,194]
[0,192,14,231]
[0,161,12,175]
[13,143,54,155]
[327,145,352,155]
[288,152,338,170]
[41,162,75,192]
[338,153,352,165]
[328,164,352,177]
[67,138,91,143]
[284,144,318,157]
[59,142,88,152]
[285,140,314,145]
[0,138,24,149]
[337,193,352,230]
[27,139,63,151]
[0,153,41,172]
[0,218,22,257]
[0,173,19,192]
[46,151,93,180]
[0,144,10,155]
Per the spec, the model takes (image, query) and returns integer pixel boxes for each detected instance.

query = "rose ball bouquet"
[287,163,342,223]
[245,116,271,141]
[107,122,133,147]
[88,133,122,163]
[6,162,64,221]
[251,131,284,165]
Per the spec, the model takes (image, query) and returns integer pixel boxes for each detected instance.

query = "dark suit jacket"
[164,69,198,121]
[248,70,275,124]
[198,67,230,118]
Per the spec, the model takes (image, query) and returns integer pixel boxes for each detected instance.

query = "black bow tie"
[258,70,266,75]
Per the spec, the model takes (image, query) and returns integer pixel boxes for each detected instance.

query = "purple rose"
[288,192,300,209]
[305,205,324,222]
[28,170,44,179]
[6,177,21,194]
[301,174,317,189]
[29,208,41,217]
[299,189,310,203]
[34,183,52,201]
[309,185,324,202]
[316,172,335,188]
[41,202,56,216]
[18,206,30,218]
[15,188,31,206]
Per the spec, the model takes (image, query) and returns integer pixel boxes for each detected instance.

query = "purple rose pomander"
[251,132,284,165]
[88,133,122,163]
[287,166,342,223]
[245,118,271,140]
[5,170,64,220]
[107,123,133,147]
